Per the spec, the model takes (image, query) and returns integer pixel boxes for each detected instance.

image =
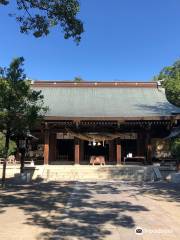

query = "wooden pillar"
[146,133,152,165]
[80,140,84,162]
[44,130,50,165]
[147,144,152,164]
[75,138,80,165]
[116,139,122,165]
[137,133,141,156]
[137,132,144,156]
[109,140,115,162]
[49,133,57,162]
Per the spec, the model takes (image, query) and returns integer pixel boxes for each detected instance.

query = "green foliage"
[171,138,180,161]
[74,76,84,82]
[154,60,180,107]
[0,0,84,43]
[0,57,47,185]
[154,60,180,160]
[0,57,47,142]
[0,132,16,157]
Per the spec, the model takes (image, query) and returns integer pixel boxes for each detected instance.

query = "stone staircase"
[41,165,158,182]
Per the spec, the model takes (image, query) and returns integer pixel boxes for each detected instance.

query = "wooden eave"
[32,81,157,88]
[44,115,180,122]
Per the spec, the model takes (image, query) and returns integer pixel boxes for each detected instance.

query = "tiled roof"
[32,82,180,119]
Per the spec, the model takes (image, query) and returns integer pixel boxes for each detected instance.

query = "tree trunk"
[1,130,10,187]
[16,139,24,174]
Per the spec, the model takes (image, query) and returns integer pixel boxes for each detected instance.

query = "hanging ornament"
[92,139,96,146]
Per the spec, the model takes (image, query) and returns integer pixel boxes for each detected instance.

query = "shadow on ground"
[0,179,151,240]
[134,181,180,203]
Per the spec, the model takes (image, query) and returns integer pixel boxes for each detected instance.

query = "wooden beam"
[44,115,180,121]
[33,81,157,88]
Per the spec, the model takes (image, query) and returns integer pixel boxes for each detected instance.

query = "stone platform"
[0,165,20,178]
[29,165,159,182]
[0,164,163,182]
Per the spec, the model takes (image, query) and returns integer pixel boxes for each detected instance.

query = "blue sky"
[0,0,180,81]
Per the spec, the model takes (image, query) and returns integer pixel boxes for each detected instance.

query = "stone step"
[42,165,148,181]
[0,165,158,182]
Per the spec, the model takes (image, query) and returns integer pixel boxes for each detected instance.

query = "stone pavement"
[0,180,180,240]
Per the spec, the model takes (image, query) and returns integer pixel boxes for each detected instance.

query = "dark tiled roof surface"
[32,83,180,118]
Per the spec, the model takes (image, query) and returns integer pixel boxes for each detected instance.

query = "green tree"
[0,132,16,157]
[0,0,84,43]
[154,59,180,170]
[154,60,180,107]
[171,138,180,160]
[0,57,47,187]
[74,76,84,82]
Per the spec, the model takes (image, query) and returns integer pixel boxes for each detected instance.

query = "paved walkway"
[0,180,180,240]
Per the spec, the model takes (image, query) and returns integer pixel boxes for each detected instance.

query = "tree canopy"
[0,57,47,186]
[154,59,180,167]
[154,60,180,107]
[0,0,84,43]
[0,57,47,138]
[171,138,180,162]
[74,76,84,82]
